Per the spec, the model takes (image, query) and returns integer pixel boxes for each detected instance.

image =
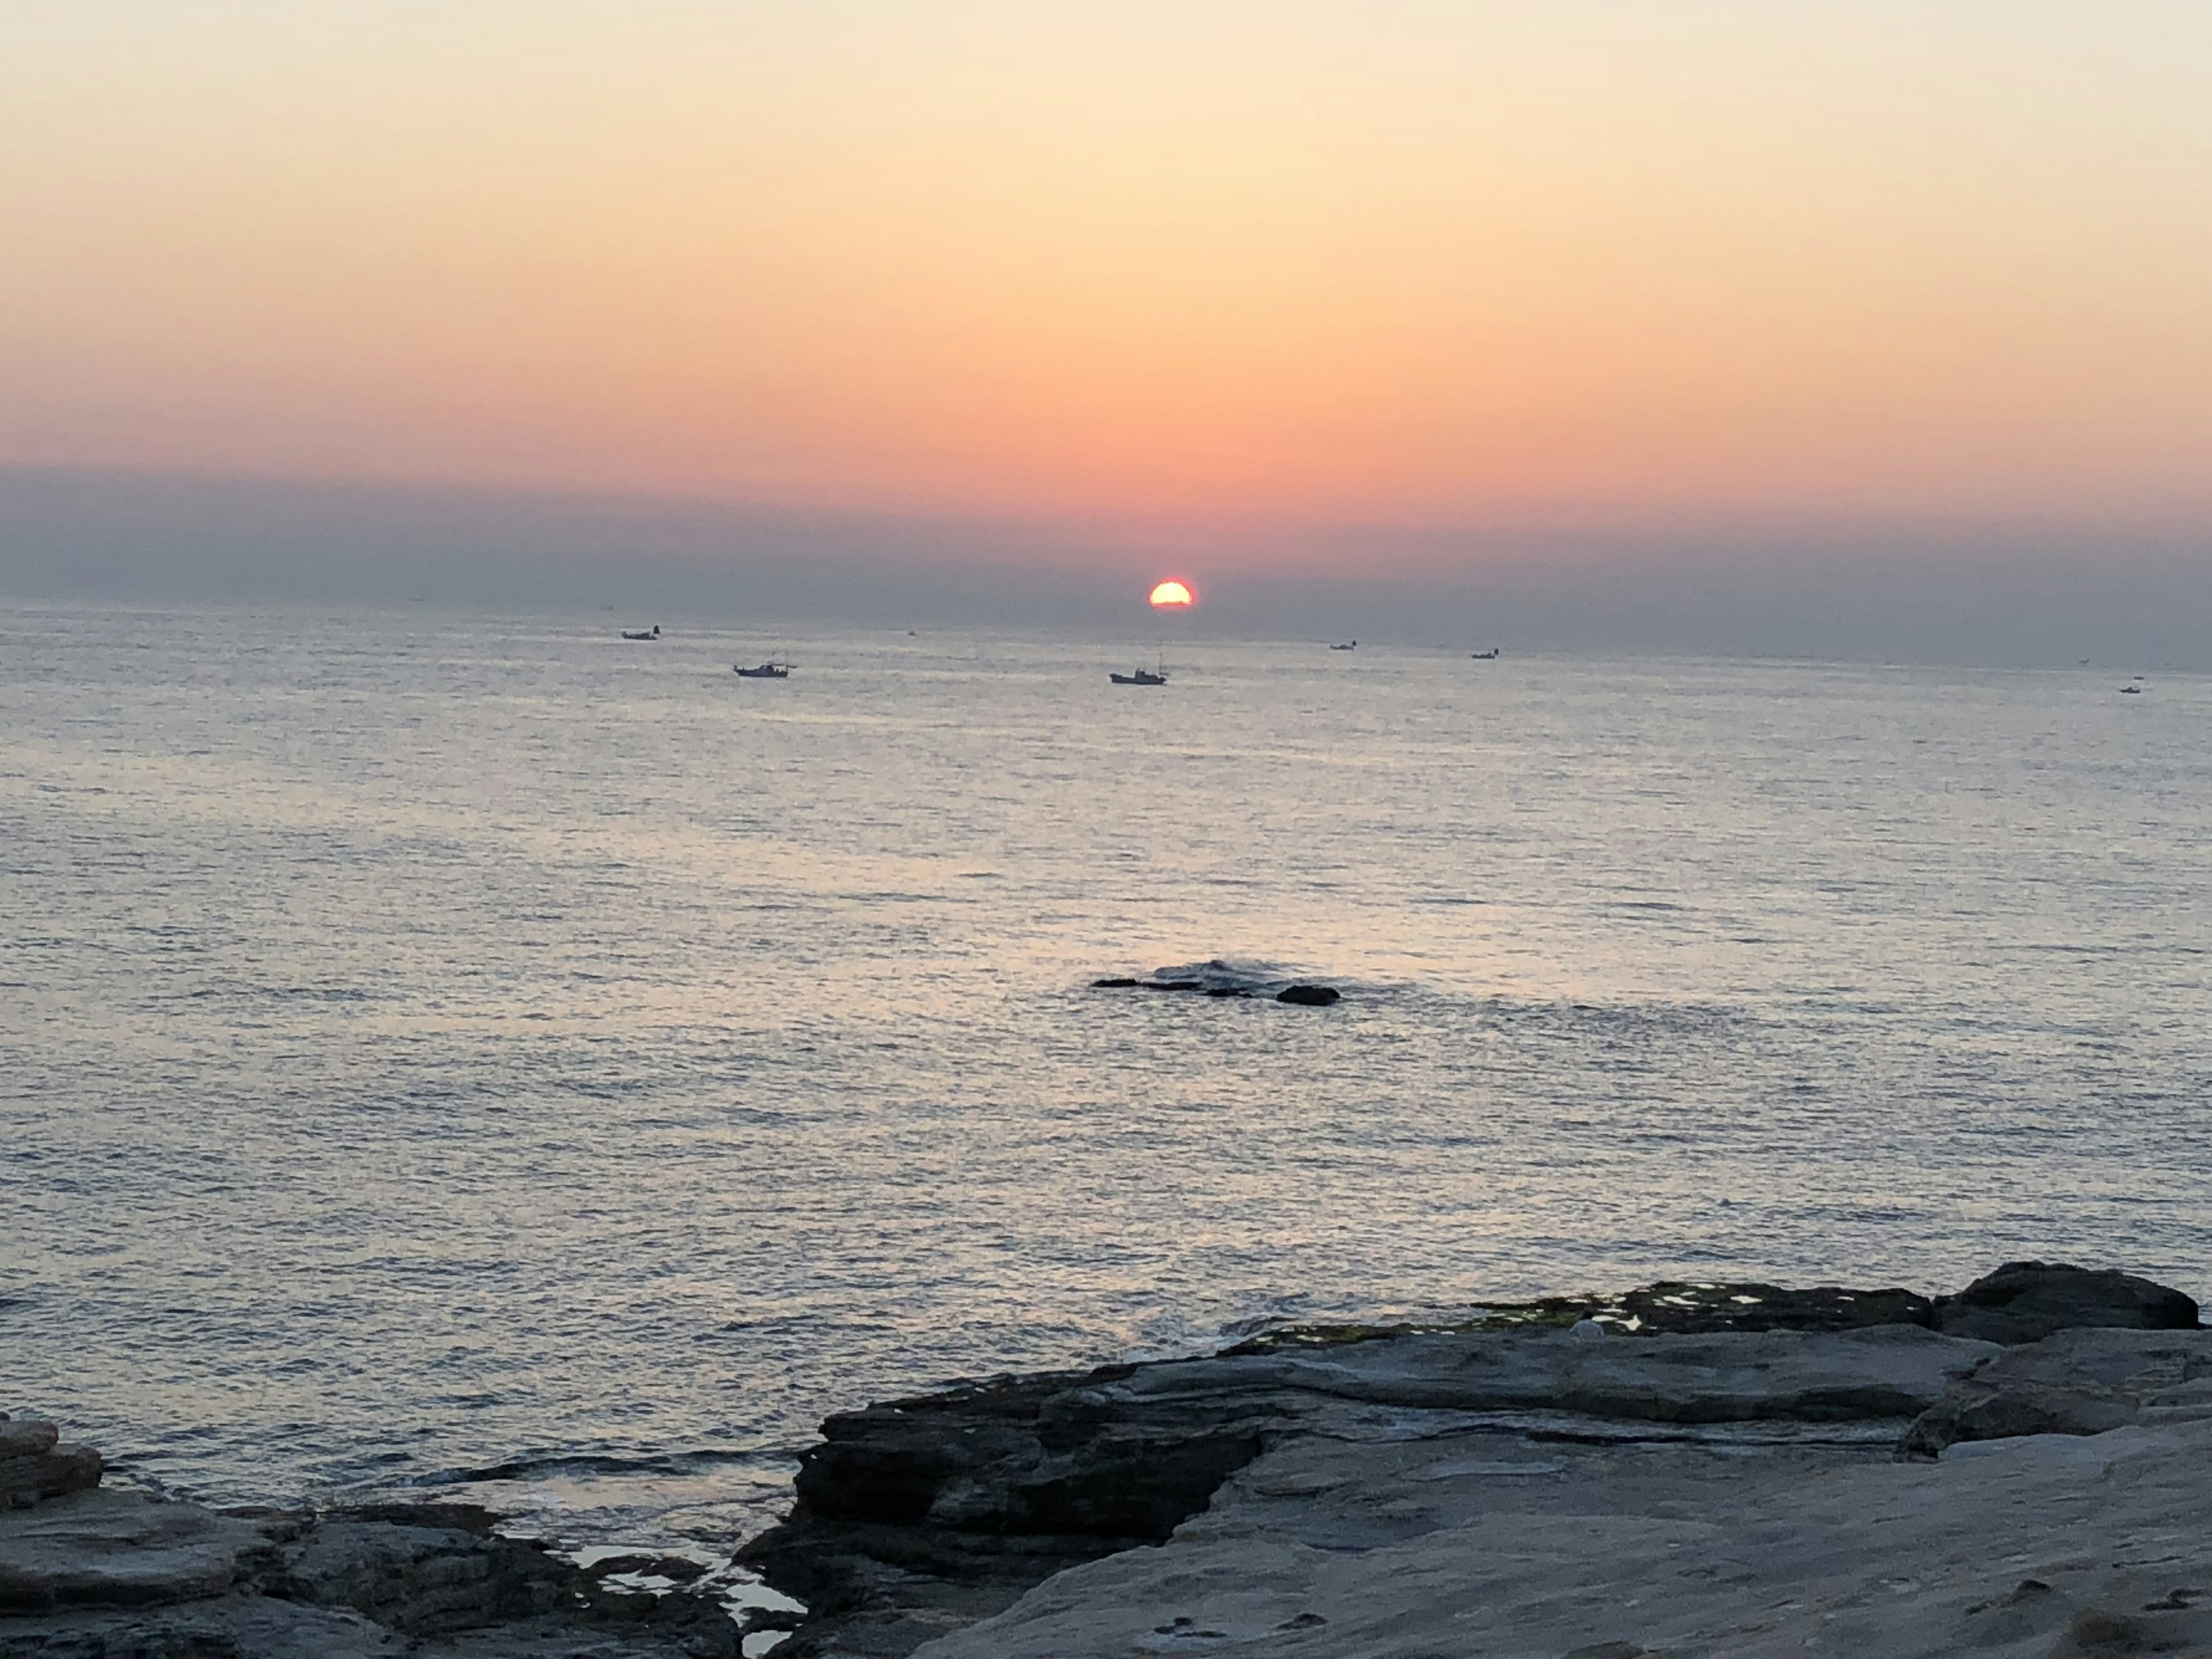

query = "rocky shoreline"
[0,1475,745,1657]
[6,1262,2206,1659]
[735,1261,2207,1657]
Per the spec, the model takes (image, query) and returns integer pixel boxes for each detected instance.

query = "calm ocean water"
[4,601,2209,1555]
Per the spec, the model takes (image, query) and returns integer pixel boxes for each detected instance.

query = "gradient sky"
[4,3,2211,602]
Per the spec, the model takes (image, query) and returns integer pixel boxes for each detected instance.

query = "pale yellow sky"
[5,2,2210,540]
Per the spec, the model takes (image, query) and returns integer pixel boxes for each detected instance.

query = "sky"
[3,2,2210,655]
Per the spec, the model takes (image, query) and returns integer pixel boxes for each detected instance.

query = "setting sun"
[1149,580,1195,609]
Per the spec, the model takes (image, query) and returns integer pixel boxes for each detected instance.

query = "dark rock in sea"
[1090,964,1339,1002]
[1897,1326,2212,1459]
[1931,1261,2201,1346]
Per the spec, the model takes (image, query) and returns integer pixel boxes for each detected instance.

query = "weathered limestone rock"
[0,1415,103,1510]
[1126,1323,1994,1423]
[736,1363,1272,1658]
[1931,1260,2200,1345]
[0,1594,743,1658]
[920,1415,2212,1659]
[0,1479,738,1656]
[914,1416,2212,1659]
[0,1418,60,1459]
[738,1266,2203,1657]
[740,1325,1998,1656]
[0,1495,741,1657]
[276,1506,585,1635]
[0,1487,271,1611]
[272,1501,737,1656]
[0,1445,103,1512]
[0,1596,400,1658]
[1899,1325,2212,1457]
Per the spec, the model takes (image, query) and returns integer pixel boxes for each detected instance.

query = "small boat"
[1111,668,1166,686]
[1330,640,1356,651]
[734,661,793,679]
[622,626,661,641]
[1471,647,1500,660]
[2120,684,2143,694]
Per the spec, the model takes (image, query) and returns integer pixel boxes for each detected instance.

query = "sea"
[4,600,2209,1567]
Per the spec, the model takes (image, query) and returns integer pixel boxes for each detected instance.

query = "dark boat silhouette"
[1471,647,1500,659]
[1110,668,1166,685]
[622,626,661,641]
[1330,640,1356,650]
[734,661,793,679]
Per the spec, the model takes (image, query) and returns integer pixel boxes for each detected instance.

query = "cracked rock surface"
[744,1264,2205,1659]
[920,1414,2212,1658]
[0,1479,738,1659]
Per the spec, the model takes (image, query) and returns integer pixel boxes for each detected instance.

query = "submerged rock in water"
[1931,1261,2200,1346]
[1090,961,1342,1003]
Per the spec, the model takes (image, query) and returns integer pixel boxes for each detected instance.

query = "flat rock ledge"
[0,1472,740,1659]
[740,1261,2203,1658]
[1,1414,102,1512]
[6,1263,2198,1659]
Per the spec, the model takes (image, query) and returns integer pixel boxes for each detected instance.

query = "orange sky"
[4,3,2210,542]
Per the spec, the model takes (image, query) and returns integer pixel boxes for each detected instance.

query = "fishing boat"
[1330,640,1356,651]
[734,661,793,679]
[1110,668,1166,686]
[622,626,660,641]
[1471,647,1500,660]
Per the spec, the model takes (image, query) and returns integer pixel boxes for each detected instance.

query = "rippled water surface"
[4,603,2209,1549]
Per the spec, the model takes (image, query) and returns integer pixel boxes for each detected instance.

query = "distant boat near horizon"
[1471,647,1501,660]
[622,626,661,641]
[735,661,793,679]
[1110,668,1166,686]
[1330,640,1357,651]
